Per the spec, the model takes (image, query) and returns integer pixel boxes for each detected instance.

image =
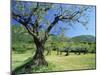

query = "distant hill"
[71,35,96,43]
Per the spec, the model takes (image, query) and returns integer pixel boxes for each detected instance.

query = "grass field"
[12,51,96,73]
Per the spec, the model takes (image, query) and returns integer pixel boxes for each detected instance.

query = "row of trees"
[45,41,96,55]
[12,25,96,55]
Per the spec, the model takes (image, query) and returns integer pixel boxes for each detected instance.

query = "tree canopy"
[12,1,93,43]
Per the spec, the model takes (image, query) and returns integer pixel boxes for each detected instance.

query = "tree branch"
[46,16,60,33]
[60,7,89,21]
[12,3,40,38]
[42,15,60,43]
[12,12,38,38]
[43,7,89,42]
[25,2,39,24]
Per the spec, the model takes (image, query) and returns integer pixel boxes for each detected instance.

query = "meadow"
[12,25,96,74]
[12,50,96,73]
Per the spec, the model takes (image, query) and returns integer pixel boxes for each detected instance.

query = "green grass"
[45,51,96,71]
[12,51,33,70]
[12,51,96,73]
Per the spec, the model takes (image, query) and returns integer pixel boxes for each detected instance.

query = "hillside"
[71,35,96,43]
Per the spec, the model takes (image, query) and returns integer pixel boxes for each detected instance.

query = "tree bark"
[12,37,48,74]
[32,37,48,66]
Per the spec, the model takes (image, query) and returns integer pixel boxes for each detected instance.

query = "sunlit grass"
[12,51,33,70]
[12,51,96,73]
[45,51,96,71]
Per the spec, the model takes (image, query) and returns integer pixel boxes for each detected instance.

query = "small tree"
[12,1,93,67]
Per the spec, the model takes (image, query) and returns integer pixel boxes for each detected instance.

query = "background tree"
[12,1,93,67]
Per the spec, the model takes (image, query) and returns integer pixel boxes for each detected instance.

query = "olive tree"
[12,1,93,66]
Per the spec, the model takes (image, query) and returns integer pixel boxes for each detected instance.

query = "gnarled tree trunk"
[12,37,48,75]
[32,36,48,66]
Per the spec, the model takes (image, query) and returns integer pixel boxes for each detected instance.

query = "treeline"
[45,41,96,56]
[12,25,96,54]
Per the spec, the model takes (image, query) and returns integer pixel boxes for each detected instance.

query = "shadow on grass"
[12,57,55,75]
[12,57,33,75]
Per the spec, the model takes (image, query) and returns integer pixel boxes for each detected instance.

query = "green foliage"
[71,35,96,43]
[12,24,96,53]
[12,25,33,44]
[45,34,96,53]
[88,43,96,53]
[12,25,35,53]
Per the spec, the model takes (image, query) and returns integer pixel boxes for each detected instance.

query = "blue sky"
[46,5,96,37]
[12,2,96,37]
[65,8,96,37]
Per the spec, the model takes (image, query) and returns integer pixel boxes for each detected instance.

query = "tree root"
[12,58,48,75]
